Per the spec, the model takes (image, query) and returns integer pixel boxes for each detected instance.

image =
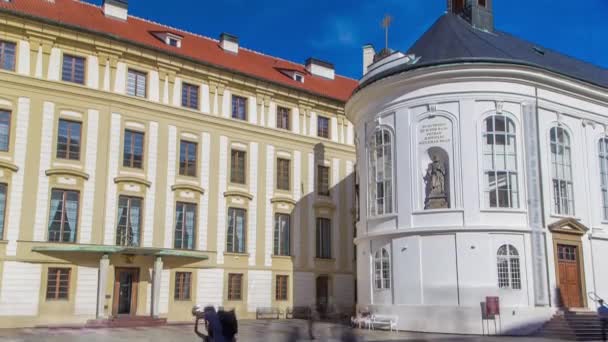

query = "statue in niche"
[424,153,449,209]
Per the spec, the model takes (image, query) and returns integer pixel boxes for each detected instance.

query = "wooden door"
[557,244,582,308]
[452,0,465,13]
[112,268,139,316]
[316,276,329,315]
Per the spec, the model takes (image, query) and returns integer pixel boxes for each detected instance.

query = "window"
[478,0,486,7]
[47,189,79,243]
[368,128,394,216]
[227,273,243,300]
[232,95,247,121]
[179,140,197,177]
[294,74,304,83]
[56,119,81,160]
[116,196,142,247]
[497,244,521,290]
[600,138,608,220]
[275,275,288,301]
[277,106,290,130]
[276,158,290,191]
[374,248,391,290]
[182,82,199,110]
[316,218,331,259]
[168,38,179,47]
[127,69,147,98]
[0,40,15,71]
[46,268,70,300]
[273,213,290,256]
[226,208,246,253]
[550,126,574,215]
[317,116,330,139]
[0,110,10,151]
[317,165,330,196]
[174,272,192,301]
[482,115,519,208]
[174,202,196,250]
[123,130,144,169]
[230,149,246,184]
[62,54,85,84]
[0,184,5,239]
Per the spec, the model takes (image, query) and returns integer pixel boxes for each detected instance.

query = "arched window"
[550,126,574,215]
[374,248,391,290]
[482,114,519,208]
[497,244,521,290]
[599,138,608,220]
[368,128,393,216]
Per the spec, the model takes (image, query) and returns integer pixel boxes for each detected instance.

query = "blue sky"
[83,0,608,79]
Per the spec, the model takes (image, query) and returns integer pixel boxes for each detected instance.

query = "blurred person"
[598,299,608,342]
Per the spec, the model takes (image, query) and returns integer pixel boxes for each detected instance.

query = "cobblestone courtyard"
[0,320,562,342]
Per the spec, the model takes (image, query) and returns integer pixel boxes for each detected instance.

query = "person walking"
[598,299,608,342]
[194,306,225,342]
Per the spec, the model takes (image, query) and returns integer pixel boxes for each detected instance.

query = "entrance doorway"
[316,275,329,316]
[452,0,465,14]
[113,268,139,316]
[557,244,583,308]
[548,218,588,309]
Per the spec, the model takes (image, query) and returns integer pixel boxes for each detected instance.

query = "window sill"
[224,252,249,257]
[315,257,335,262]
[479,208,527,214]
[368,213,398,221]
[272,255,294,260]
[412,209,464,215]
[550,213,580,221]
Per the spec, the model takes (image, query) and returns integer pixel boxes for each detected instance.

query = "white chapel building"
[347,0,608,335]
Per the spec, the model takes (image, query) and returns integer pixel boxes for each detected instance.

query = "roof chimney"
[219,33,239,54]
[448,0,494,32]
[103,0,128,21]
[305,58,335,80]
[362,44,376,75]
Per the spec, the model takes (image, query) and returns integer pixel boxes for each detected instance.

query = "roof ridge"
[75,0,355,81]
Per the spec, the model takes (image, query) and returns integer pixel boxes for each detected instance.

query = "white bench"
[370,314,398,331]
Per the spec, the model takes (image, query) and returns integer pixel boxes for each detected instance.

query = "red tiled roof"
[0,0,358,102]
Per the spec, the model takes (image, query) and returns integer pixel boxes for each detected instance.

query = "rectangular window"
[274,213,290,256]
[0,184,7,239]
[316,218,331,259]
[230,149,246,184]
[47,189,79,243]
[231,95,247,121]
[317,116,330,139]
[127,69,147,98]
[227,273,243,300]
[275,275,288,301]
[62,54,85,84]
[174,272,192,301]
[478,0,486,7]
[123,130,144,169]
[179,140,197,177]
[0,110,10,151]
[0,41,16,71]
[174,202,196,250]
[116,195,142,247]
[56,119,81,160]
[46,268,70,300]
[317,165,330,196]
[182,82,199,109]
[276,158,290,191]
[226,208,246,253]
[277,106,290,130]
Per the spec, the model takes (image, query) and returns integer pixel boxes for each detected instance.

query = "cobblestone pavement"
[0,320,563,342]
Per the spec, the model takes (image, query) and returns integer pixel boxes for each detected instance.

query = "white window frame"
[368,126,394,216]
[126,68,147,98]
[374,247,391,290]
[496,244,521,290]
[481,113,519,209]
[550,125,575,216]
[600,138,608,220]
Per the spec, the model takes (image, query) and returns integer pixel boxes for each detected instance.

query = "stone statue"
[424,154,449,209]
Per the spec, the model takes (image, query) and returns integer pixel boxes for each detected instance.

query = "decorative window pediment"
[548,218,588,236]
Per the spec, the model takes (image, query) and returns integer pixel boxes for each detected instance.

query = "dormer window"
[151,31,183,48]
[294,73,304,83]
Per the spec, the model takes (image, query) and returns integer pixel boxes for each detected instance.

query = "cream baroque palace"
[0,0,358,327]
